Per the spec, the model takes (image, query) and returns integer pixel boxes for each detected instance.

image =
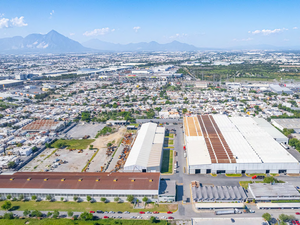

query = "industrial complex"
[184,115,299,174]
[123,122,165,172]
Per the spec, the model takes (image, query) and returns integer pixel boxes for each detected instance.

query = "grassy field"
[0,201,177,213]
[225,174,242,177]
[239,181,263,189]
[51,139,95,149]
[168,140,174,145]
[0,219,170,225]
[161,150,173,174]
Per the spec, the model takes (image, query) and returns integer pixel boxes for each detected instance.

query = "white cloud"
[133,26,140,32]
[293,27,298,30]
[69,33,75,36]
[249,28,287,35]
[233,37,253,42]
[0,13,4,18]
[83,27,114,36]
[169,33,188,39]
[49,10,55,19]
[0,18,9,28]
[10,16,28,27]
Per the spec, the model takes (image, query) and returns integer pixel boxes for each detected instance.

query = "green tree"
[23,209,31,217]
[142,196,148,204]
[61,197,64,201]
[80,212,93,220]
[30,210,42,217]
[46,195,52,201]
[31,195,37,201]
[18,194,24,201]
[6,194,11,200]
[182,108,187,114]
[47,212,52,217]
[150,216,157,223]
[3,212,14,219]
[87,195,92,201]
[68,211,73,217]
[100,197,106,203]
[1,200,11,211]
[114,197,120,202]
[262,213,271,222]
[73,196,79,201]
[127,195,134,202]
[53,210,60,219]
[7,161,15,168]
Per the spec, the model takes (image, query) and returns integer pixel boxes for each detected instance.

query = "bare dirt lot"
[87,126,127,172]
[21,126,127,173]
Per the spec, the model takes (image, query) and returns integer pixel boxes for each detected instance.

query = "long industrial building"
[123,122,165,172]
[0,172,161,202]
[184,115,299,174]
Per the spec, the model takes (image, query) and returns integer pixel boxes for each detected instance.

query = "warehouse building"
[184,115,299,174]
[271,118,300,133]
[191,181,247,202]
[22,120,65,132]
[123,123,165,172]
[0,80,24,89]
[0,172,161,202]
[248,183,300,202]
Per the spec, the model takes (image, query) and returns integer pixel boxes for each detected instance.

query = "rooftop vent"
[44,178,48,181]
[61,178,65,181]
[78,178,83,182]
[10,178,14,181]
[96,178,100,182]
[131,179,135,182]
[113,179,118,182]
[149,179,153,182]
[27,177,31,181]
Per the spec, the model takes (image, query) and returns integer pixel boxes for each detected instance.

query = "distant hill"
[0,30,91,53]
[82,39,200,51]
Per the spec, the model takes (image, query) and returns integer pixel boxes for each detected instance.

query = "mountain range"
[0,30,90,53]
[0,30,299,54]
[82,39,200,51]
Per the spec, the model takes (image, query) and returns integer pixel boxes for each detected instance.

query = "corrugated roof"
[213,115,261,163]
[124,123,164,171]
[0,172,160,190]
[230,117,298,163]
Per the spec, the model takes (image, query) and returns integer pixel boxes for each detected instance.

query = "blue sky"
[0,0,299,48]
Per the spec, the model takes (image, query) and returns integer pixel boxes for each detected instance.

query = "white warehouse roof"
[229,117,297,164]
[213,115,261,164]
[124,123,165,172]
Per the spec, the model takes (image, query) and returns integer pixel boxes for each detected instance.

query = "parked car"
[103,216,109,219]
[117,211,122,214]
[168,217,174,219]
[296,212,300,215]
[167,211,173,214]
[89,211,95,213]
[97,210,104,213]
[124,211,130,214]
[139,211,145,214]
[109,211,115,214]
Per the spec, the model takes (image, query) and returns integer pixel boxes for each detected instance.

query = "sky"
[0,0,299,48]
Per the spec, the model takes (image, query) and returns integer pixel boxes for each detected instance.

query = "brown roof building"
[22,120,65,132]
[0,172,161,202]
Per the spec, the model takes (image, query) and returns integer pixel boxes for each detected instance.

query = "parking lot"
[21,147,95,172]
[66,123,105,139]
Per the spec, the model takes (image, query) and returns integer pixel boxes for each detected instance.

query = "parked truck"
[215,208,241,215]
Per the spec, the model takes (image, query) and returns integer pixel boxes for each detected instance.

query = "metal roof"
[124,123,164,171]
[230,117,298,163]
[0,172,160,191]
[249,183,300,198]
[213,115,261,163]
